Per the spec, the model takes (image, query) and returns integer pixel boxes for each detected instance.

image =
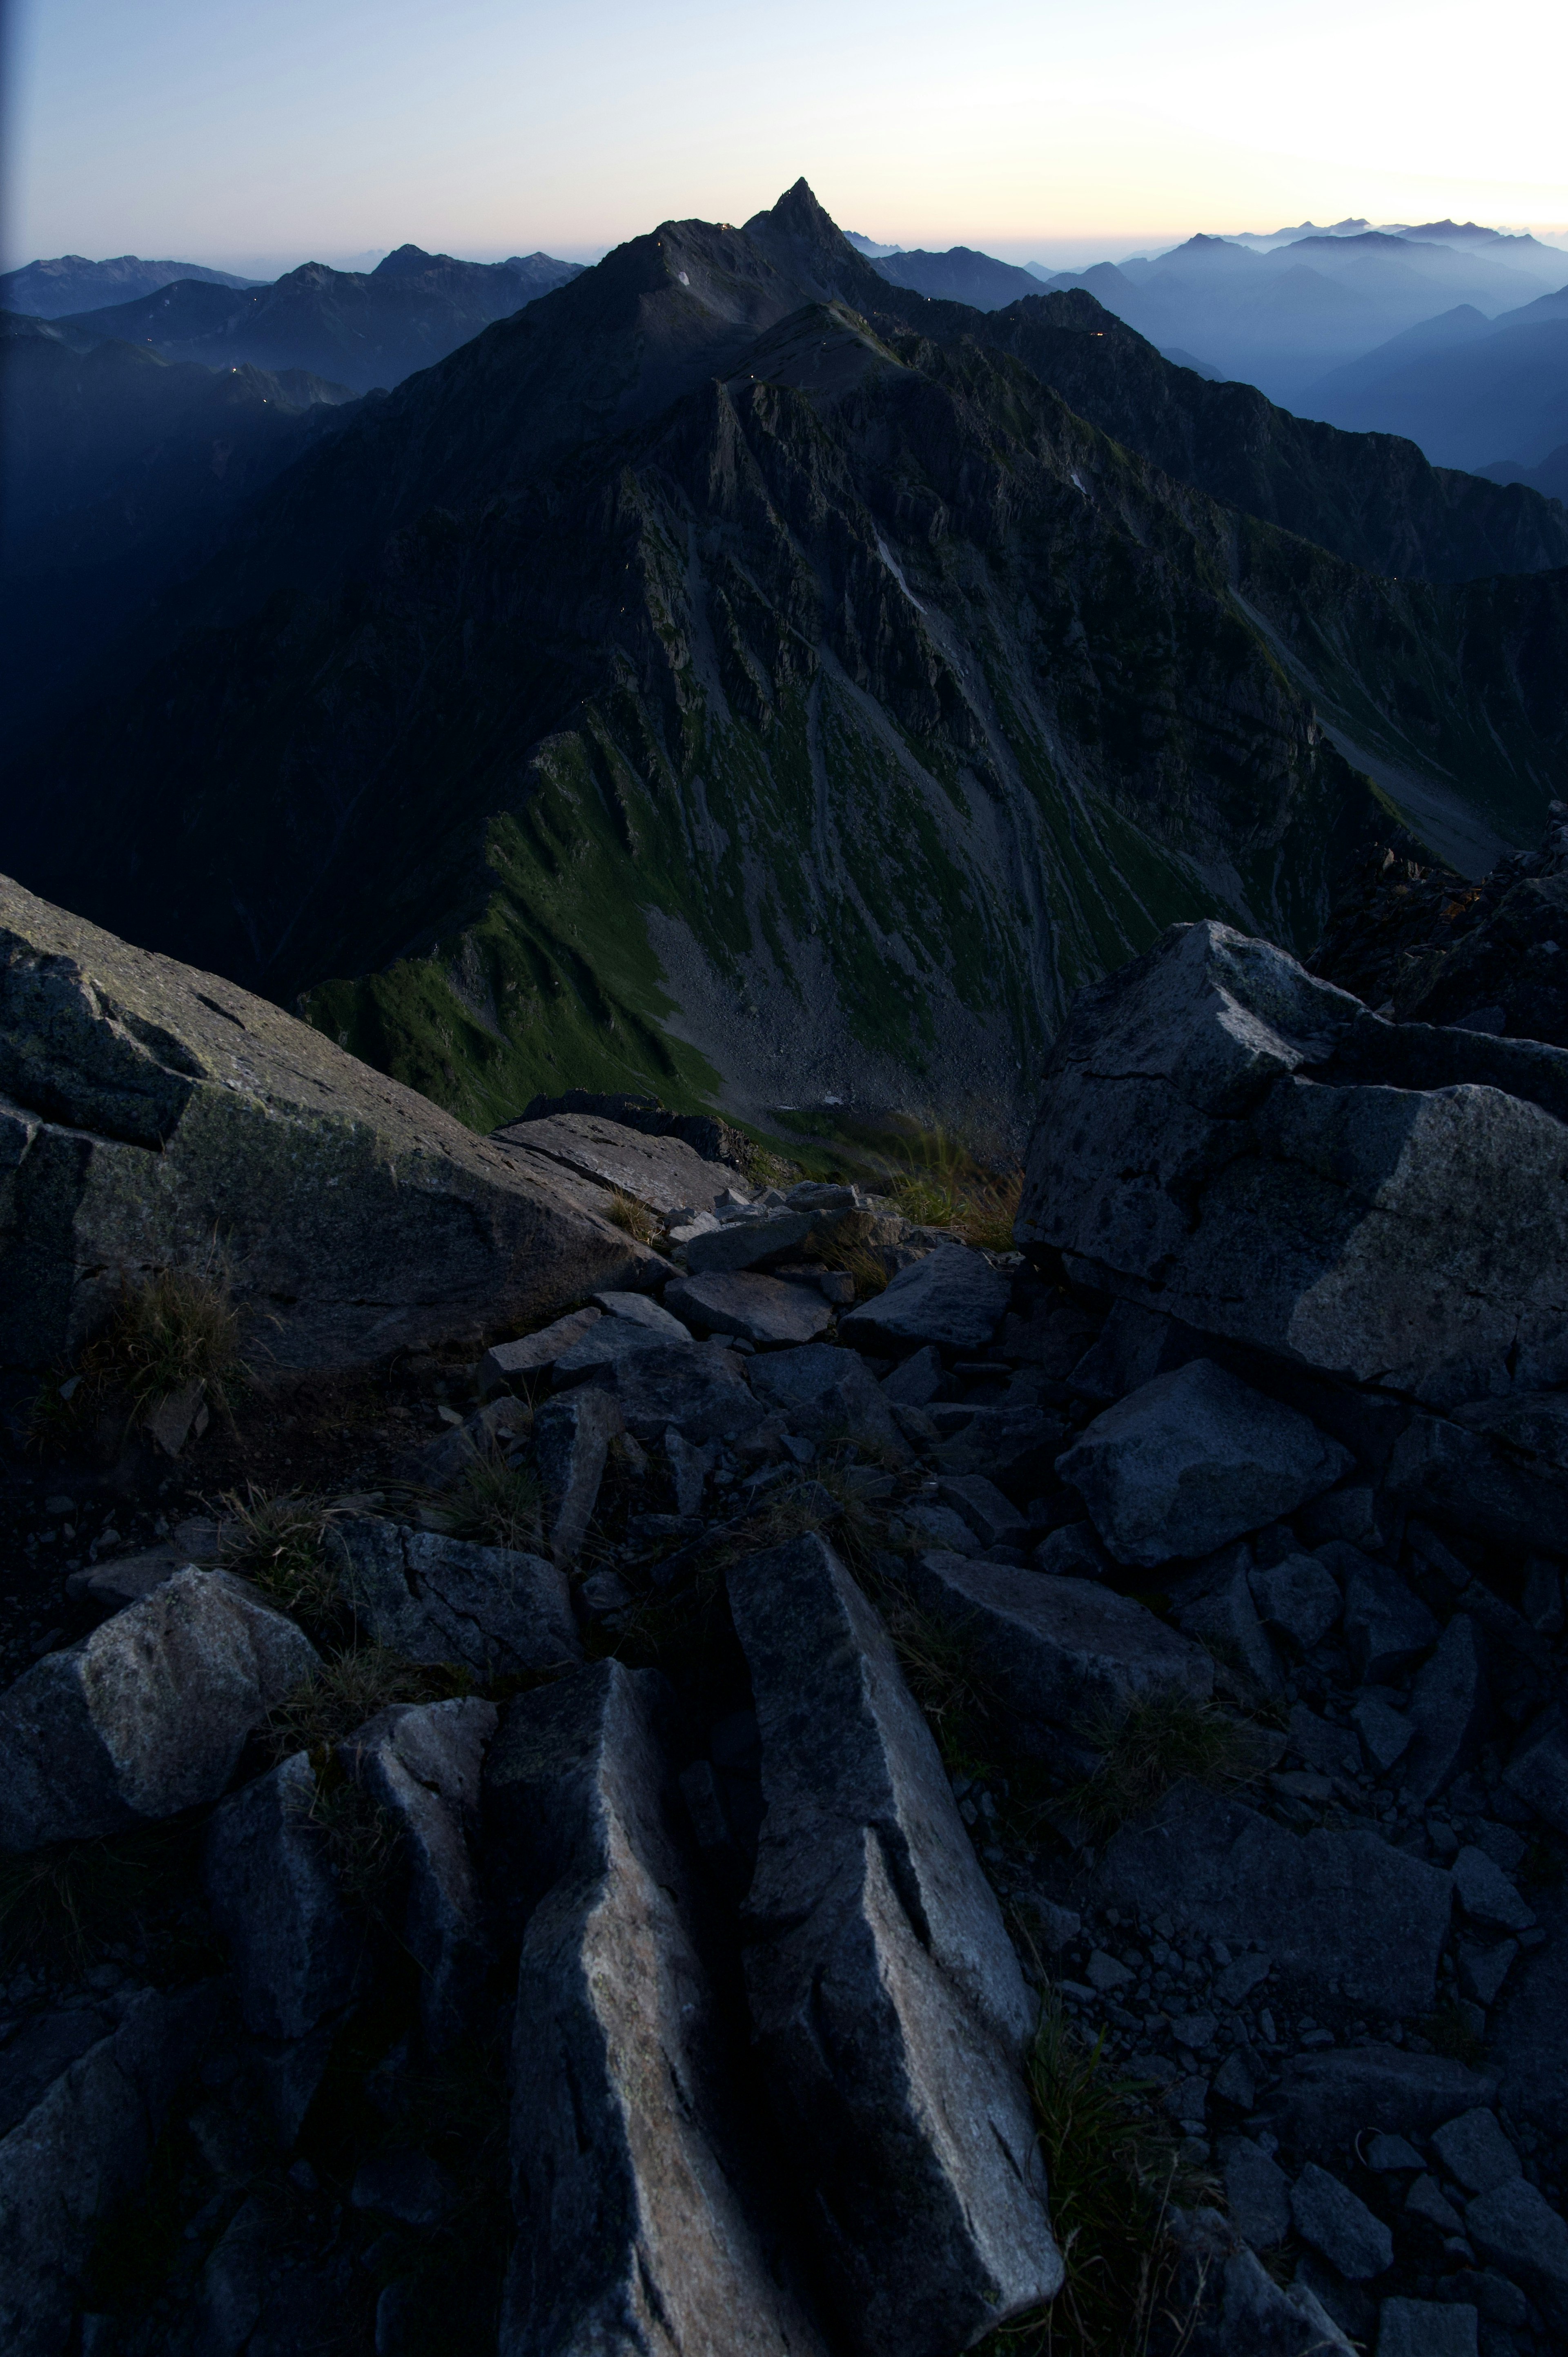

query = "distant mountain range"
[1298,284,1568,472]
[6,184,1566,1139]
[0,252,260,316]
[38,244,584,394]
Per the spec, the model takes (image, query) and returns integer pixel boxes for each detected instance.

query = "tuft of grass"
[886,1128,1023,1253]
[308,1771,407,1929]
[861,1568,1004,1768]
[28,1263,244,1453]
[605,1189,661,1244]
[266,1646,457,1764]
[437,1445,543,1552]
[221,1484,341,1621]
[818,1234,891,1298]
[0,1820,201,1973]
[980,1997,1201,2357]
[1060,1694,1254,1845]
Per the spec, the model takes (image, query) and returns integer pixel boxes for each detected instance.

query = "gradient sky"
[5,0,1567,276]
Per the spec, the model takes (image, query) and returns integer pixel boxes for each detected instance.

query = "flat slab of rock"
[1058,1358,1352,1568]
[747,1341,909,1461]
[1263,2043,1497,2152]
[840,1242,1012,1354]
[728,1534,1060,2357]
[577,1337,766,1444]
[479,1307,603,1392]
[203,1750,358,2042]
[1388,1393,1568,1554]
[1166,2209,1355,2356]
[1095,1780,1453,2014]
[329,1519,579,1676]
[1016,917,1568,1409]
[0,1568,317,1850]
[904,1552,1212,1750]
[0,875,666,1370]
[666,1270,833,1346]
[490,1110,736,1215]
[484,1660,826,2357]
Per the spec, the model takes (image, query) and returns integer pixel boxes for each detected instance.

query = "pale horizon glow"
[4,0,1567,278]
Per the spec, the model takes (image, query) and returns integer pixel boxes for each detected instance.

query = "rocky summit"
[3,172,1568,2357]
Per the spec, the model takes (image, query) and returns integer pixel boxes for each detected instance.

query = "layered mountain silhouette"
[0,252,258,316]
[869,247,1042,310]
[9,183,1568,1137]
[1301,285,1568,472]
[48,245,583,393]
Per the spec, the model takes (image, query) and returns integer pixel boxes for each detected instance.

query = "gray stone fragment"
[906,1552,1213,1750]
[552,1315,682,1377]
[1452,1846,1535,1934]
[1166,2207,1356,2356]
[419,1393,532,1486]
[1175,1560,1285,1700]
[484,1661,826,2357]
[329,1519,579,1676]
[532,1386,622,1565]
[1431,2109,1521,2196]
[0,1568,317,1850]
[1502,1706,1568,1835]
[0,1982,220,2353]
[1466,2176,1568,2329]
[1376,2299,1478,2357]
[1249,1553,1343,1652]
[935,1475,1030,1550]
[1522,1555,1565,1633]
[339,1698,497,2054]
[1058,1360,1352,1569]
[585,1338,767,1445]
[1388,1394,1568,1555]
[202,1752,357,2043]
[665,1427,714,1518]
[1296,1486,1389,1552]
[1322,1543,1441,1681]
[728,1534,1060,2357]
[1460,1941,1518,2007]
[1354,1690,1414,1773]
[839,1242,1013,1354]
[1288,1705,1362,1778]
[1212,2053,1255,2110]
[1096,1786,1453,2014]
[1405,2172,1464,2232]
[1227,2140,1292,2249]
[1265,2046,1497,2150]
[1292,2163,1394,2278]
[1398,1617,1490,1806]
[1067,1298,1199,1402]
[352,2147,458,2226]
[881,1344,944,1405]
[665,1270,833,1346]
[908,1505,980,1554]
[1032,1522,1111,1579]
[492,1110,736,1215]
[64,1513,223,1609]
[684,1205,862,1276]
[479,1307,603,1393]
[748,1342,909,1461]
[1366,2134,1424,2171]
[593,1288,691,1336]
[1216,1949,1272,2005]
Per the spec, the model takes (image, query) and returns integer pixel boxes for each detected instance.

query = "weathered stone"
[1365,2133,1424,2171]
[328,1519,579,1676]
[581,1337,766,1445]
[728,1535,1060,2357]
[1466,2177,1568,2329]
[683,1203,868,1276]
[1173,1560,1285,1701]
[1459,1939,1518,2007]
[1295,1486,1392,1552]
[908,1503,981,1554]
[934,1475,1030,1550]
[532,1386,623,1565]
[419,1393,532,1485]
[881,1343,945,1405]
[339,1699,497,2054]
[1067,1298,1199,1403]
[64,1513,223,1608]
[1292,2163,1394,2279]
[1264,2046,1497,2151]
[1096,1784,1453,2014]
[1057,1360,1352,1569]
[1502,1706,1568,1835]
[483,1661,825,2357]
[1401,1616,1490,1804]
[1165,2208,1356,2356]
[352,2146,459,2227]
[1249,1554,1342,1652]
[1387,1394,1568,1554]
[1431,2109,1521,2196]
[1376,2299,1478,2357]
[551,1314,682,1378]
[0,1983,220,2353]
[592,1288,691,1336]
[906,1552,1213,1750]
[1353,1691,1413,1773]
[1225,2140,1293,2249]
[1323,1544,1441,1682]
[666,1269,833,1346]
[840,1242,1013,1355]
[479,1308,603,1393]
[1451,1846,1535,1933]
[1016,919,1568,1410]
[1287,1705,1361,1778]
[0,875,666,1370]
[747,1341,909,1461]
[203,1752,357,2043]
[491,1109,735,1215]
[0,1568,317,1850]
[1032,1522,1112,1579]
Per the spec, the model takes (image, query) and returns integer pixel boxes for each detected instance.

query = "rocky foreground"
[2,858,1568,2356]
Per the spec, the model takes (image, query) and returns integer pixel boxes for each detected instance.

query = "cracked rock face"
[728,1534,1061,2357]
[328,1519,581,1676]
[1016,918,1568,1409]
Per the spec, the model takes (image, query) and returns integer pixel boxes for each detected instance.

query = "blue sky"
[5,0,1566,274]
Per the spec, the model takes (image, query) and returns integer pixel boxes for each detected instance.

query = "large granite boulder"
[0,1568,317,1851]
[327,1520,580,1676]
[484,1661,826,2357]
[1015,919,1568,1410]
[728,1534,1061,2357]
[202,1751,359,2043]
[0,875,666,1369]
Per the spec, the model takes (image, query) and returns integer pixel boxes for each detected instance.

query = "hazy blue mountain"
[0,252,258,317]
[869,246,1041,308]
[53,245,580,392]
[1301,299,1568,470]
[1479,443,1568,503]
[8,185,1567,1142]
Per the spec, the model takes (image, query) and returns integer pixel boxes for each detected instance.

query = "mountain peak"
[746,178,847,251]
